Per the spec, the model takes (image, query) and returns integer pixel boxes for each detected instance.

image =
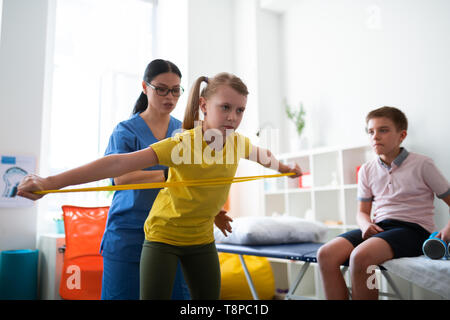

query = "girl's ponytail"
[182,76,208,130]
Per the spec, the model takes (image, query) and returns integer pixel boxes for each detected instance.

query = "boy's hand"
[361,221,384,240]
[16,174,48,201]
[436,221,450,242]
[214,209,233,237]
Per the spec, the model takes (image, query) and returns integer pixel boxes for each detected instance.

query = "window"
[0,0,3,40]
[39,0,156,229]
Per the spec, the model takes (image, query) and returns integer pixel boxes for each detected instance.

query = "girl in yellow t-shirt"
[17,72,302,299]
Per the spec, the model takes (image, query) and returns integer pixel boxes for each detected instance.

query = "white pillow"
[214,215,328,245]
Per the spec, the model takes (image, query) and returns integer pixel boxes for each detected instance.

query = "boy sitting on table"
[317,106,450,300]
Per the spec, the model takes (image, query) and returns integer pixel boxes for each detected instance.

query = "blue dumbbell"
[422,232,448,260]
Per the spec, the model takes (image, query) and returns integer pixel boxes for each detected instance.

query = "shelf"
[313,186,340,192]
[314,189,343,223]
[344,188,358,225]
[264,143,370,227]
[278,143,370,160]
[342,146,374,184]
[264,192,285,216]
[287,192,312,218]
[287,188,312,194]
[262,143,373,299]
[313,151,341,187]
[277,150,310,160]
[264,185,346,194]
[264,189,287,195]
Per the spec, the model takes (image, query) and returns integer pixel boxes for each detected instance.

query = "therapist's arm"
[17,146,159,200]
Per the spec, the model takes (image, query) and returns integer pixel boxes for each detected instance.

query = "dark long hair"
[132,59,182,115]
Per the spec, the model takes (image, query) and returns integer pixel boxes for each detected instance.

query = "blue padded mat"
[216,242,324,263]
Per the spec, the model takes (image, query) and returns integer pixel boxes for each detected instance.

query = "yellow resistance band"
[34,172,295,195]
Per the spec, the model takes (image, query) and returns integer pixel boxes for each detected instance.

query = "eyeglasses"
[146,82,184,97]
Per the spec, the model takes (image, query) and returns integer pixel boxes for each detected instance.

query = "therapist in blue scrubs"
[100,59,190,300]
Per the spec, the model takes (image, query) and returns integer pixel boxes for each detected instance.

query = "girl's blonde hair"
[182,72,249,130]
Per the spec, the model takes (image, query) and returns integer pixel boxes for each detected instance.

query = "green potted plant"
[285,100,306,137]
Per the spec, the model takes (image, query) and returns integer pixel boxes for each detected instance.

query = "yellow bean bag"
[219,253,275,300]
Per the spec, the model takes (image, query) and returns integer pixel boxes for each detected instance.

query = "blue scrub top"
[100,113,182,262]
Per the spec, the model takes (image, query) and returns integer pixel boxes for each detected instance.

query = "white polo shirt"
[358,148,450,233]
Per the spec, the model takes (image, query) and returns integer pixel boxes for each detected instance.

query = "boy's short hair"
[366,106,408,131]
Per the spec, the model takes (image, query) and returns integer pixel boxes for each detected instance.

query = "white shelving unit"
[263,143,374,232]
[262,143,376,299]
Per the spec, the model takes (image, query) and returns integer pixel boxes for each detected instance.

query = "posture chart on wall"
[0,155,35,207]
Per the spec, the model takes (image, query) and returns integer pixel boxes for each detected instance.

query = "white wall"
[185,0,271,218]
[256,9,284,152]
[229,0,262,218]
[279,0,450,229]
[230,1,290,218]
[156,0,236,124]
[155,0,189,122]
[187,0,234,82]
[0,0,50,251]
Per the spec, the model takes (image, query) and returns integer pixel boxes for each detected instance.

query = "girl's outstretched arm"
[17,146,159,200]
[114,170,165,186]
[247,144,302,178]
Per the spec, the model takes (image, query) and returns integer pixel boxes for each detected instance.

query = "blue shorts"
[101,256,190,300]
[338,219,430,259]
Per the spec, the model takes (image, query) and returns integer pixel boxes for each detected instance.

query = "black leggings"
[140,240,221,300]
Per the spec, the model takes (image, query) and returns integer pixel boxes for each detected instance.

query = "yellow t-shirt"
[144,125,252,246]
